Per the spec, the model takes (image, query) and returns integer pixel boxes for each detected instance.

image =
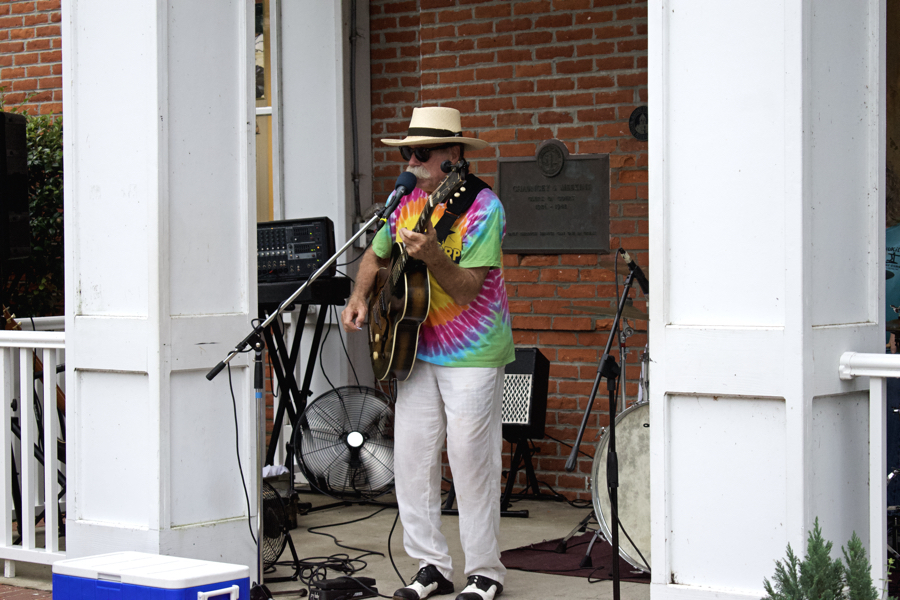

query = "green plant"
[0,91,64,318]
[763,518,881,600]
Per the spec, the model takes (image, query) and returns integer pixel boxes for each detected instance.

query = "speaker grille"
[502,373,534,425]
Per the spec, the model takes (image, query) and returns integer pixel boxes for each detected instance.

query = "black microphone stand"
[564,258,642,600]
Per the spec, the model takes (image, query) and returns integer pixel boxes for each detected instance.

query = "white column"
[279,0,373,395]
[649,1,885,597]
[62,0,257,571]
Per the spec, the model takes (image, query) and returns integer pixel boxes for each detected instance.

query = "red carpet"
[500,531,650,583]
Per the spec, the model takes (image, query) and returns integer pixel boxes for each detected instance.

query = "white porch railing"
[838,351,897,596]
[0,322,66,576]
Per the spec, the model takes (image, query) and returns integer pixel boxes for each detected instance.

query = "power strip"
[308,577,378,600]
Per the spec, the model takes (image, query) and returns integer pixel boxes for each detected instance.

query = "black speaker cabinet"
[501,347,550,441]
[0,112,30,269]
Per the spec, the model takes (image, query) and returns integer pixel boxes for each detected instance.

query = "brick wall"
[370,0,649,500]
[0,1,62,115]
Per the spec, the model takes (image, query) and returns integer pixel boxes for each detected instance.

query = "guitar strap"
[433,174,491,244]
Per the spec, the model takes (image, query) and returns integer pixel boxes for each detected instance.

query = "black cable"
[306,505,390,556]
[544,433,593,459]
[334,268,355,283]
[387,509,405,585]
[227,363,257,546]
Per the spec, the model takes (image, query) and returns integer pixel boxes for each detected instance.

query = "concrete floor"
[264,491,651,600]
[0,493,651,600]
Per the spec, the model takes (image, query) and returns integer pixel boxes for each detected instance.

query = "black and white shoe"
[393,565,455,600]
[454,575,503,600]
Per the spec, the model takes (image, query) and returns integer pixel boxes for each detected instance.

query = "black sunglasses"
[399,143,454,163]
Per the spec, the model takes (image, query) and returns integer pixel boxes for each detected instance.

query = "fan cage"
[262,481,288,569]
[294,386,395,500]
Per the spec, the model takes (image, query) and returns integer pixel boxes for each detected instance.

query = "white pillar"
[62,0,257,571]
[649,0,885,597]
[279,0,373,393]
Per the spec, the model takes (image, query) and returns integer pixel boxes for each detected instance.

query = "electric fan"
[294,386,394,500]
[262,481,288,569]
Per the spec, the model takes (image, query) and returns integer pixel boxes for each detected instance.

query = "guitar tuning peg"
[454,192,460,198]
[449,199,453,205]
[460,187,466,192]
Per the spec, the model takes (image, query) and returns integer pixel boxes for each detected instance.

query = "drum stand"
[563,256,643,600]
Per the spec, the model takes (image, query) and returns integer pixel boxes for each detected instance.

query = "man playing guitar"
[341,107,515,600]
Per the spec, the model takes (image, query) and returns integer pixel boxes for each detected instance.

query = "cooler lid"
[52,551,250,589]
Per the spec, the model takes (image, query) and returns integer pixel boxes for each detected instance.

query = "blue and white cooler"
[52,551,251,599]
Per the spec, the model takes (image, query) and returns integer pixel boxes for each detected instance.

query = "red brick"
[384,0,418,13]
[459,83,496,96]
[556,93,594,107]
[371,16,397,31]
[422,86,458,100]
[461,114,494,128]
[535,45,573,60]
[575,10,614,24]
[513,316,552,329]
[422,54,457,70]
[555,28,593,42]
[536,77,575,92]
[618,169,648,184]
[458,22,493,36]
[389,30,419,44]
[438,8,473,23]
[540,269,578,283]
[504,268,540,282]
[475,4,512,19]
[622,202,648,217]
[496,18,533,33]
[420,25,455,40]
[371,47,398,61]
[577,41,615,56]
[497,112,534,126]
[384,60,418,74]
[557,59,593,74]
[382,90,417,104]
[10,2,36,15]
[476,65,514,79]
[596,56,634,70]
[440,69,475,84]
[508,300,533,313]
[553,317,594,331]
[498,80,533,94]
[557,125,594,138]
[496,48,532,62]
[521,255,559,267]
[558,348,598,363]
[439,39,475,52]
[595,90,635,105]
[516,31,553,46]
[609,154,637,168]
[516,283,557,296]
[458,52,494,66]
[442,99,477,113]
[597,24,634,39]
[34,25,59,37]
[9,27,34,40]
[577,75,615,88]
[516,95,553,109]
[517,127,554,141]
[579,139,617,154]
[38,76,59,89]
[618,39,648,53]
[0,15,23,28]
[617,6,647,20]
[516,62,553,77]
[537,111,573,124]
[618,137,648,152]
[577,107,616,121]
[541,331,578,345]
[514,0,552,15]
[23,13,48,26]
[14,52,38,66]
[0,4,8,15]
[503,254,521,267]
[513,330,538,345]
[535,13,572,28]
[478,96,514,111]
[554,0,591,8]
[421,0,455,7]
[617,72,647,87]
[0,41,24,53]
[421,72,438,85]
[0,67,25,79]
[579,269,616,282]
[609,220,636,234]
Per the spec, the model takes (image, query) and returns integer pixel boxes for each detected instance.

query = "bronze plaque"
[498,140,609,254]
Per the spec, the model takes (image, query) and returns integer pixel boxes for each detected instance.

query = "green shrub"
[0,93,64,318]
[763,518,882,600]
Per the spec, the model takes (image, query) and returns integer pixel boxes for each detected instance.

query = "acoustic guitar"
[368,160,469,381]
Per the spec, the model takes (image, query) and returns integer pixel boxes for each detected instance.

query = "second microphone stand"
[564,262,642,600]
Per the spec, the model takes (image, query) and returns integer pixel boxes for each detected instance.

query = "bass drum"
[590,401,651,573]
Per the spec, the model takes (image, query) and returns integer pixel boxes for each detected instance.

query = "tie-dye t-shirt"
[372,184,515,369]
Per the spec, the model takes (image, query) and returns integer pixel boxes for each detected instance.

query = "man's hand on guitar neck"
[400,221,489,306]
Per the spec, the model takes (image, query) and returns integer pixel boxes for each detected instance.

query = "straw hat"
[381,106,488,150]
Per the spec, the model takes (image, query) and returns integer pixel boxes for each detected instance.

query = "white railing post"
[839,351,899,597]
[18,348,34,552]
[42,349,59,553]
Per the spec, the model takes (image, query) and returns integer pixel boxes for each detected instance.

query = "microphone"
[375,171,417,232]
[619,248,649,294]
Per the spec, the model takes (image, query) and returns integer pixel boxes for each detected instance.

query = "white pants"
[393,361,506,584]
